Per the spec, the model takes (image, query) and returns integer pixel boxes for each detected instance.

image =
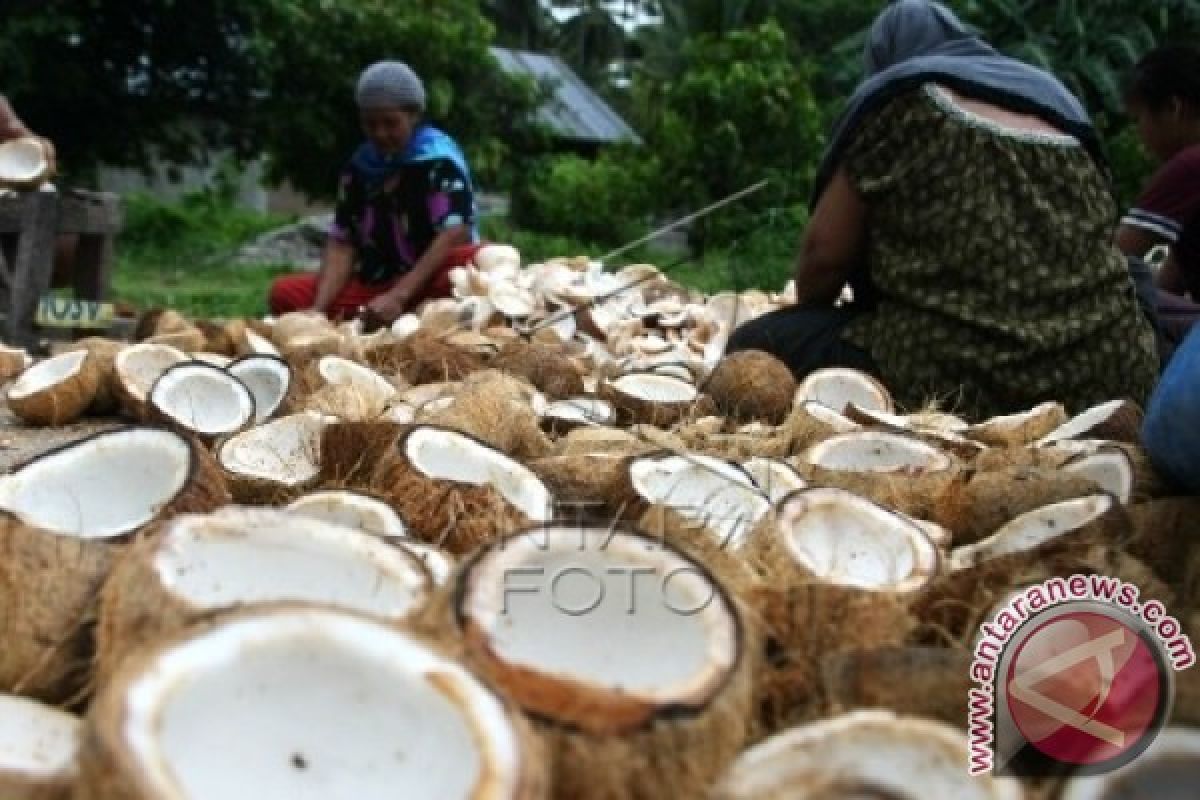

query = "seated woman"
[1115,44,1200,345]
[727,0,1158,419]
[269,60,482,325]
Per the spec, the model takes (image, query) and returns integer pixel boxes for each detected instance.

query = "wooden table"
[0,189,123,348]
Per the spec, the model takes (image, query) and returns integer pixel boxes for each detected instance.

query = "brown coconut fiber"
[318,419,406,489]
[423,380,553,461]
[364,330,483,385]
[491,339,586,400]
[64,337,123,416]
[820,646,974,729]
[703,350,797,426]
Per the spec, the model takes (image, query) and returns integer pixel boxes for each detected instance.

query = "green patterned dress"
[839,84,1158,419]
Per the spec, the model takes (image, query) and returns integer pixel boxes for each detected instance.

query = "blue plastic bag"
[1143,324,1200,493]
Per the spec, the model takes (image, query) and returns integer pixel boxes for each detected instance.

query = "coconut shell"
[598,379,703,429]
[132,308,189,342]
[442,528,761,800]
[801,464,963,522]
[77,607,549,800]
[821,646,974,729]
[64,337,123,415]
[423,380,552,461]
[491,339,586,400]
[370,453,533,555]
[967,402,1069,447]
[0,346,31,383]
[931,466,1107,547]
[301,382,389,422]
[194,318,244,357]
[6,352,100,427]
[703,350,797,426]
[318,419,406,489]
[777,404,849,455]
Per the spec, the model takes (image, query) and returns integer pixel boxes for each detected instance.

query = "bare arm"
[0,95,29,141]
[364,224,470,324]
[312,239,356,313]
[794,168,867,307]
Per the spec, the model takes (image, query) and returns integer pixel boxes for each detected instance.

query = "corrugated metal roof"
[489,46,642,145]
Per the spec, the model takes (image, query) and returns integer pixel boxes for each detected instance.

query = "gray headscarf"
[356,61,426,111]
[814,0,1104,206]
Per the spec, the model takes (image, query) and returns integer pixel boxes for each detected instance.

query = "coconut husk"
[491,339,585,400]
[684,431,793,461]
[637,505,762,604]
[553,426,650,458]
[442,528,761,800]
[527,454,626,509]
[301,383,389,422]
[278,330,346,369]
[1172,616,1200,726]
[1126,497,1200,590]
[598,379,703,429]
[971,443,1077,471]
[371,455,532,555]
[270,310,332,345]
[699,350,796,426]
[776,404,851,455]
[930,466,1106,547]
[64,337,122,415]
[821,646,974,729]
[318,420,406,489]
[967,402,1069,447]
[1110,442,1172,501]
[743,518,919,733]
[193,318,244,357]
[6,351,101,427]
[145,326,207,354]
[801,464,963,521]
[77,607,550,800]
[0,346,31,383]
[132,308,190,342]
[423,379,552,461]
[364,330,483,385]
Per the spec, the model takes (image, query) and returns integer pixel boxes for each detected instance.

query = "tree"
[484,0,558,51]
[0,0,544,197]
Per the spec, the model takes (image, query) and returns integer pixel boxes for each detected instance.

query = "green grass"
[109,194,795,319]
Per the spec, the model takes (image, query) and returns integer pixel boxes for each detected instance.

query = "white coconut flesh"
[803,431,953,473]
[795,368,893,415]
[1062,449,1135,505]
[544,397,615,426]
[316,356,396,404]
[244,328,280,356]
[117,608,524,800]
[400,381,461,409]
[629,453,769,549]
[949,494,1115,571]
[1037,399,1134,445]
[115,343,187,402]
[609,373,698,404]
[5,350,88,400]
[0,428,192,538]
[1059,727,1200,800]
[0,694,80,784]
[714,711,1022,800]
[191,352,232,368]
[219,412,328,487]
[898,513,953,550]
[969,401,1065,441]
[0,138,49,183]
[647,363,697,382]
[286,491,408,538]
[464,526,737,705]
[228,355,291,423]
[404,427,552,521]
[150,363,255,436]
[395,540,455,585]
[741,457,807,504]
[802,401,862,433]
[775,489,938,592]
[152,509,427,616]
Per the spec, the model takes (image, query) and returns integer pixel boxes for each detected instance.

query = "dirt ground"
[0,400,122,472]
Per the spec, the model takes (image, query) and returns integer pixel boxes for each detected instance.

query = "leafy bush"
[509,147,658,246]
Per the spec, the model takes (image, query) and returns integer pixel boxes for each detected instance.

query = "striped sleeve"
[1121,208,1183,241]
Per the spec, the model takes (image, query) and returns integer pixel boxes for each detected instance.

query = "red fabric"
[268,242,484,319]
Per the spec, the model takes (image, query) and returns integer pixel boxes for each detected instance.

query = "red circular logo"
[1005,610,1167,768]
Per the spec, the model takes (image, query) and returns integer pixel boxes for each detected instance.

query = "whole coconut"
[705,350,796,425]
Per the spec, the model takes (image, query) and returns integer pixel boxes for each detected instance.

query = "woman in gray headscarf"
[727,0,1158,419]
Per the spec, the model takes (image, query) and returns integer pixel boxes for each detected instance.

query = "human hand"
[360,289,411,331]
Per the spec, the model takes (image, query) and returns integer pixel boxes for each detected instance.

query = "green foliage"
[636,22,824,248]
[509,147,658,245]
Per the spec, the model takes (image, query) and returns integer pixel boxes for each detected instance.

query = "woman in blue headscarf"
[269,60,482,325]
[726,0,1158,419]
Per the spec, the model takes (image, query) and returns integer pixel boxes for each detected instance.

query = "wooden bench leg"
[7,192,60,348]
[72,233,115,302]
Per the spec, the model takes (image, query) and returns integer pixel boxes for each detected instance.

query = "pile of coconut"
[0,243,1196,798]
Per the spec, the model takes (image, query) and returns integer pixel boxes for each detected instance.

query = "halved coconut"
[394,540,455,585]
[451,524,755,799]
[217,412,330,503]
[286,490,407,538]
[279,330,345,368]
[302,382,390,422]
[146,326,207,354]
[1059,726,1199,799]
[190,352,232,368]
[713,711,1023,800]
[1062,447,1135,505]
[422,374,553,461]
[270,310,332,346]
[845,404,984,459]
[542,396,616,433]
[742,457,807,503]
[241,327,280,357]
[948,494,1127,572]
[802,431,954,473]
[821,646,973,727]
[600,372,700,427]
[313,355,396,404]
[615,451,771,550]
[473,243,521,273]
[94,507,430,688]
[0,345,32,383]
[1037,398,1144,446]
[794,368,893,415]
[704,350,796,425]
[227,354,291,423]
[148,362,255,439]
[370,426,553,554]
[0,428,227,700]
[5,350,100,426]
[0,137,53,189]
[968,401,1068,447]
[0,694,80,799]
[365,330,482,385]
[111,342,187,419]
[79,607,545,800]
